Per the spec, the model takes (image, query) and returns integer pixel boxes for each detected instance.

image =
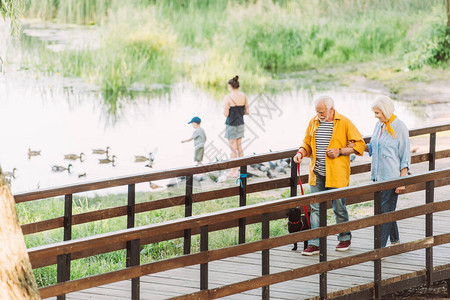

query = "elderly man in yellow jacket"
[294,95,365,255]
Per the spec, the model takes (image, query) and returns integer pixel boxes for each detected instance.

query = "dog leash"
[236,173,247,188]
[297,163,311,228]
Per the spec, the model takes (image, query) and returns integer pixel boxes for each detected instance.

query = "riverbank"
[17,0,449,99]
[285,59,450,105]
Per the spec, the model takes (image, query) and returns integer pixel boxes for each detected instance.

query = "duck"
[3,168,18,179]
[266,170,276,179]
[92,146,110,155]
[64,152,85,161]
[98,155,116,164]
[166,178,179,188]
[268,161,278,169]
[280,158,290,168]
[149,182,163,189]
[135,154,151,162]
[52,164,72,173]
[275,166,287,174]
[149,147,158,162]
[258,164,269,172]
[194,175,206,182]
[28,148,41,157]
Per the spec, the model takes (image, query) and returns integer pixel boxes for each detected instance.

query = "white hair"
[371,96,395,119]
[314,95,334,110]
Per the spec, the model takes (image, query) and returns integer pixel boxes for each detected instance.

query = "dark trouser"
[309,172,351,247]
[380,188,400,248]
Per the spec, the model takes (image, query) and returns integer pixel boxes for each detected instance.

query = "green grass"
[19,0,449,101]
[17,188,289,287]
[18,184,374,287]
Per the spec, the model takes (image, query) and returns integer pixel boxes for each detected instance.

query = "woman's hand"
[395,186,405,194]
[396,167,408,194]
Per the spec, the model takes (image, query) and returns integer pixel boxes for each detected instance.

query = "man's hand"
[395,186,405,194]
[293,152,303,164]
[326,148,340,159]
[347,140,355,148]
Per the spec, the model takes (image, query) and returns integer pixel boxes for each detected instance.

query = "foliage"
[0,0,24,34]
[17,0,450,97]
[408,10,450,70]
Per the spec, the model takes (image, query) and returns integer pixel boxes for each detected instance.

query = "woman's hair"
[371,95,395,119]
[228,75,240,89]
[314,95,334,110]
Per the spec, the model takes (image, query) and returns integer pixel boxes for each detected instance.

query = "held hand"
[347,140,355,148]
[326,148,340,159]
[395,186,405,194]
[293,153,303,164]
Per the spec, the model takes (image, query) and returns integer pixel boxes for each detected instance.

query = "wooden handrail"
[36,201,450,298]
[171,234,450,300]
[20,149,450,236]
[28,168,450,262]
[15,123,450,203]
[19,122,450,299]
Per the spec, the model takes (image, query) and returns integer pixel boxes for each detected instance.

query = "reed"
[20,0,448,97]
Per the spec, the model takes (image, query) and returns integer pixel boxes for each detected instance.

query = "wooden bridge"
[15,124,450,299]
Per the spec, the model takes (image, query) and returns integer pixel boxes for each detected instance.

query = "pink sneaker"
[336,240,351,251]
[301,245,320,256]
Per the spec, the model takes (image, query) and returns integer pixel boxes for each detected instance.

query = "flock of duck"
[148,157,294,191]
[3,147,157,185]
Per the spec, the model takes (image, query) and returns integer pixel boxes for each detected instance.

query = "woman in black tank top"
[223,75,249,177]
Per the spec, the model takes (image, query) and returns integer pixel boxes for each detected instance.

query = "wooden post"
[184,175,193,254]
[319,201,327,299]
[374,191,382,299]
[447,278,450,298]
[426,133,436,286]
[57,194,73,300]
[126,184,140,300]
[239,166,247,244]
[290,161,298,197]
[0,171,40,299]
[262,213,270,300]
[429,133,436,171]
[200,225,208,291]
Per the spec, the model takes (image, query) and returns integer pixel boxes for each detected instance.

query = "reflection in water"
[1,67,437,195]
[1,20,447,195]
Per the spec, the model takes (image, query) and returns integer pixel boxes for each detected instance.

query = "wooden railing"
[15,123,450,299]
[30,169,450,299]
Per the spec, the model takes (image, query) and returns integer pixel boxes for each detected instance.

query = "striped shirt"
[314,121,334,176]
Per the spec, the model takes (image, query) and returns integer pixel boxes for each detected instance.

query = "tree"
[447,0,450,27]
[0,0,24,35]
[0,168,41,299]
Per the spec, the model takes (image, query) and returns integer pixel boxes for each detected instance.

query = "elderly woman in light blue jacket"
[367,96,411,248]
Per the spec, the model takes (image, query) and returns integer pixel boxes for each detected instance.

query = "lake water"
[1,21,448,195]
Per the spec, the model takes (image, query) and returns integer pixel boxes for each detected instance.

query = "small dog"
[286,207,311,251]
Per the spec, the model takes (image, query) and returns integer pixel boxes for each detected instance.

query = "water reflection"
[1,21,447,195]
[1,67,438,195]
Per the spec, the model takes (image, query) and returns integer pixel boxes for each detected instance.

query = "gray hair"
[371,96,395,119]
[314,95,334,110]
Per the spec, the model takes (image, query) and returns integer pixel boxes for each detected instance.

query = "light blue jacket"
[368,117,410,181]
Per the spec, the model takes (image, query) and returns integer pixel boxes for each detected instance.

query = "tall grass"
[20,0,449,97]
[17,188,292,287]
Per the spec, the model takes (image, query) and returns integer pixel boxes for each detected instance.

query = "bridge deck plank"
[48,208,449,300]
